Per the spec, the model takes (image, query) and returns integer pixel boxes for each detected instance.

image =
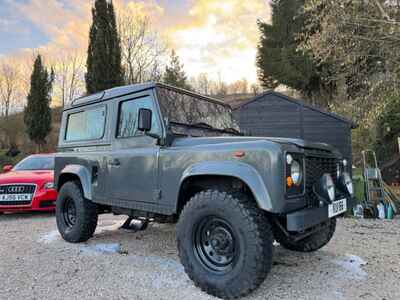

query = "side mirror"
[3,165,13,173]
[138,108,152,132]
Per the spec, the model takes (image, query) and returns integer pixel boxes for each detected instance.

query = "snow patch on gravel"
[333,254,368,280]
[38,230,61,244]
[127,255,186,289]
[80,243,122,254]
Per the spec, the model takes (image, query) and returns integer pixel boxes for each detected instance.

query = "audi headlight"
[340,172,354,196]
[44,182,54,189]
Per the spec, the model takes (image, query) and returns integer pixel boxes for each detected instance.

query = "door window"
[117,96,160,138]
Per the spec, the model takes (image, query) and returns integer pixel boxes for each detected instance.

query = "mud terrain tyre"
[177,190,273,299]
[56,181,98,243]
[274,218,336,252]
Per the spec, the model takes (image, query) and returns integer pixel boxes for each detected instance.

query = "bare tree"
[250,83,261,95]
[197,73,210,95]
[228,79,249,94]
[0,62,18,118]
[118,11,166,84]
[53,51,85,107]
[0,60,23,149]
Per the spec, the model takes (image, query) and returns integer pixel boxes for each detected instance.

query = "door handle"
[108,158,121,166]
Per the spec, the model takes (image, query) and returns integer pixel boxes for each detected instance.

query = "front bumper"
[0,189,57,212]
[286,196,354,232]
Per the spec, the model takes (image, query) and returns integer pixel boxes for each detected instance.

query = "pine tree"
[86,0,123,94]
[256,0,333,107]
[24,55,54,152]
[163,50,191,89]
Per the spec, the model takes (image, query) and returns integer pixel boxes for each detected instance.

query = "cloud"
[1,0,271,85]
[10,0,92,52]
[166,0,271,83]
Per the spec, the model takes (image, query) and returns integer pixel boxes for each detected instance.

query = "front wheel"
[274,218,336,252]
[177,190,273,299]
[56,181,98,243]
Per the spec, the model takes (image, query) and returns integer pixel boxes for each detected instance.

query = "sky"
[0,0,271,84]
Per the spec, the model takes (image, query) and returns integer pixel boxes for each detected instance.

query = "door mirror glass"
[138,108,152,132]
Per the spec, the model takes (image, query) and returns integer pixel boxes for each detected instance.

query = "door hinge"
[153,189,162,201]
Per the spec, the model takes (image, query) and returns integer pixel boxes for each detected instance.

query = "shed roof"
[234,90,357,129]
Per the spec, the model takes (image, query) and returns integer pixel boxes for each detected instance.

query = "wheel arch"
[176,161,272,213]
[57,164,92,200]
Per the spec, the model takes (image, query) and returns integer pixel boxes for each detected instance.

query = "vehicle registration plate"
[0,194,32,202]
[328,198,347,218]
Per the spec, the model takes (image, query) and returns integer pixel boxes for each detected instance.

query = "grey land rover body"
[55,83,354,299]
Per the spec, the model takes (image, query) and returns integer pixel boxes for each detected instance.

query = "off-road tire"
[56,181,98,243]
[177,190,273,299]
[274,218,336,252]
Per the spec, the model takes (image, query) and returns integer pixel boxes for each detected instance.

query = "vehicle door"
[107,93,162,204]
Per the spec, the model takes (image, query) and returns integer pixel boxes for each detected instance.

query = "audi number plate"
[328,198,347,218]
[0,193,33,201]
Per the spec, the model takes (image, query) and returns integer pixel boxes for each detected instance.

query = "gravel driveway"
[0,213,399,300]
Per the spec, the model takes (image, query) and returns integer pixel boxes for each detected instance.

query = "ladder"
[362,150,385,216]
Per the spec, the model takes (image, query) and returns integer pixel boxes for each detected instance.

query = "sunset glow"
[0,0,271,84]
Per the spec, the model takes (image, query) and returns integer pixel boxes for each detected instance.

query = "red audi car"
[0,154,57,214]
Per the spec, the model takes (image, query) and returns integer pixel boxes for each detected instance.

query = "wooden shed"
[233,91,356,165]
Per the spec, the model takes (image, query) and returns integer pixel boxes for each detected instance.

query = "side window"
[117,96,160,138]
[65,106,106,141]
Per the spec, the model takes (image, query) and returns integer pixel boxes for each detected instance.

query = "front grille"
[305,150,338,207]
[0,184,36,206]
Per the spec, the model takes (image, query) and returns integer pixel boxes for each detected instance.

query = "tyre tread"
[177,189,273,299]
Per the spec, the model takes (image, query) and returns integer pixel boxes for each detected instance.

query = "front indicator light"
[287,176,294,188]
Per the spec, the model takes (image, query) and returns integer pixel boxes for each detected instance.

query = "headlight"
[340,172,354,196]
[290,160,303,186]
[326,176,335,201]
[315,174,336,203]
[44,182,54,189]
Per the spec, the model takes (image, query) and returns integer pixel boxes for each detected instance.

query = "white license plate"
[328,198,347,218]
[0,194,33,202]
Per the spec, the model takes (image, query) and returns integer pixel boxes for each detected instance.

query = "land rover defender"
[55,83,354,299]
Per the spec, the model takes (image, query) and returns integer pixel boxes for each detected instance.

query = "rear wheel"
[274,218,336,252]
[177,190,273,299]
[56,181,98,243]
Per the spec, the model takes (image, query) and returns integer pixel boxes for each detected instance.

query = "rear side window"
[65,106,106,141]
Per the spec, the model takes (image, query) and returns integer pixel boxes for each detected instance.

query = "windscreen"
[156,87,238,135]
[14,156,54,171]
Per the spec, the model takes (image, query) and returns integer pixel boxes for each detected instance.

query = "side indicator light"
[234,151,246,158]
